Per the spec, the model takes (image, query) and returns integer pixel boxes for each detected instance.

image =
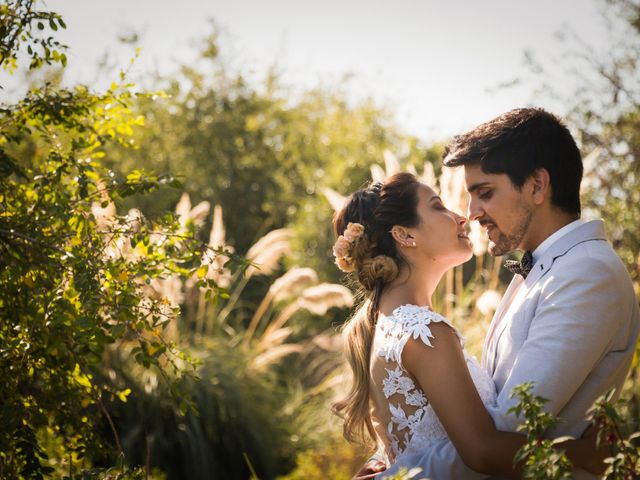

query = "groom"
[360,108,640,479]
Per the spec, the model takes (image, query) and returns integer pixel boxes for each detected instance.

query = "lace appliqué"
[373,305,496,462]
[377,305,460,368]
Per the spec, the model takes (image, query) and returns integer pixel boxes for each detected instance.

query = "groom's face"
[464,165,534,256]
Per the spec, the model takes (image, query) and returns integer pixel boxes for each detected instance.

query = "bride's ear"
[390,226,412,246]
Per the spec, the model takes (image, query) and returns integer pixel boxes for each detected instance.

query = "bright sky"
[8,0,611,140]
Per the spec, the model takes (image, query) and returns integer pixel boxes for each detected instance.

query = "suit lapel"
[490,279,528,365]
[524,220,607,287]
[482,274,523,372]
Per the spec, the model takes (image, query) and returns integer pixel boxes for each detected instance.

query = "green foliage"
[508,383,573,480]
[588,389,640,479]
[99,339,294,480]
[0,3,240,478]
[0,0,67,77]
[99,31,441,284]
[509,384,640,479]
[95,36,444,345]
[277,431,367,480]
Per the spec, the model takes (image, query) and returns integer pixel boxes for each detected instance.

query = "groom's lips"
[481,223,498,236]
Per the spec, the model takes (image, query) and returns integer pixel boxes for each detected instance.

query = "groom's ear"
[530,168,551,205]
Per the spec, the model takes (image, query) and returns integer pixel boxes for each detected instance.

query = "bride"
[331,172,602,478]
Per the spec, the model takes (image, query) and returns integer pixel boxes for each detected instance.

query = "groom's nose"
[468,198,483,221]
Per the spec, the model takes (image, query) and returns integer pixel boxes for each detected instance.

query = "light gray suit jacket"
[382,220,640,479]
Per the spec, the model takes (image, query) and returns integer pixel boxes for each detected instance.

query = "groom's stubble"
[486,199,534,256]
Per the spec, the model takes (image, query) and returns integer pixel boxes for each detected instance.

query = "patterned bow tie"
[504,251,533,278]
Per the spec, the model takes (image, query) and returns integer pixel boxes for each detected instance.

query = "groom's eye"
[478,189,493,200]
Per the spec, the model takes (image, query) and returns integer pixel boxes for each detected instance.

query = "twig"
[96,394,123,454]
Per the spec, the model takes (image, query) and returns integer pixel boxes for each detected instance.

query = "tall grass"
[98,195,352,479]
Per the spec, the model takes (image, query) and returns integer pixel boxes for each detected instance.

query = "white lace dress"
[368,304,497,465]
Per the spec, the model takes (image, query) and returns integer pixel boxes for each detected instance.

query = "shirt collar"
[531,219,586,264]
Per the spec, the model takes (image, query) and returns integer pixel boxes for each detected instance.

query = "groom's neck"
[521,209,580,252]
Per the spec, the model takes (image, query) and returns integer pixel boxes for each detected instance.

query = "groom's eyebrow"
[467,182,491,193]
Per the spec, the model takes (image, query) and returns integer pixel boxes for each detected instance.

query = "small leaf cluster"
[588,389,640,479]
[508,382,573,480]
[0,0,67,77]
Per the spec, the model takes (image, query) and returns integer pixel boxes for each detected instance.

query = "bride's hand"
[352,459,387,480]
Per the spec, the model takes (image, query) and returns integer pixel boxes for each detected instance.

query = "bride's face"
[404,184,473,267]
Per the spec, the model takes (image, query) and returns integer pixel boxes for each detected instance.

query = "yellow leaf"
[135,242,148,257]
[116,123,133,136]
[72,363,92,390]
[117,388,132,402]
[197,266,208,279]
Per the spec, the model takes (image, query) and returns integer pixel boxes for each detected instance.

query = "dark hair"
[443,108,583,215]
[333,173,421,285]
[331,172,421,445]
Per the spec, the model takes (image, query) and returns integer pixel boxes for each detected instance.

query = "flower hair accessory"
[333,222,365,272]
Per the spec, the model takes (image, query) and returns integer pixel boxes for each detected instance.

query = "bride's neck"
[382,260,448,311]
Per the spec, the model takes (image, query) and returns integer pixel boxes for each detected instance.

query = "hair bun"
[358,255,398,291]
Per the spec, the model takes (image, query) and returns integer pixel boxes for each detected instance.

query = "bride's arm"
[402,322,601,477]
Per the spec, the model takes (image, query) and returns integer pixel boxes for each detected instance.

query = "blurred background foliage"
[100,31,442,280]
[2,0,639,478]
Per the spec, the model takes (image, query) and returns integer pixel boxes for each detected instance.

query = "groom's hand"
[352,459,387,480]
